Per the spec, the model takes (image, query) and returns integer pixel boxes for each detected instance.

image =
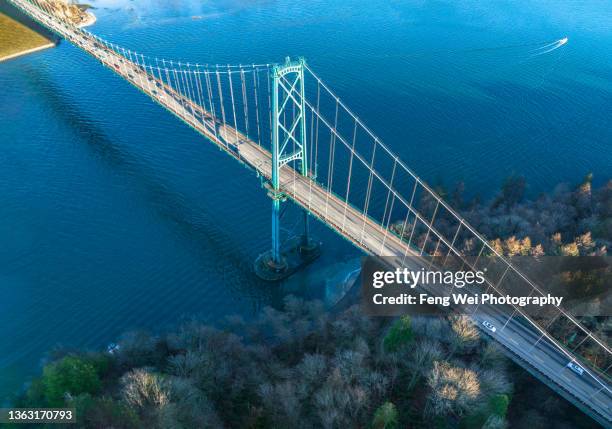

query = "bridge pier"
[270,196,286,270]
[255,57,321,281]
[254,208,321,281]
[299,210,320,255]
[255,182,321,281]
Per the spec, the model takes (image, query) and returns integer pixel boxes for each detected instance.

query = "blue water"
[1,0,611,400]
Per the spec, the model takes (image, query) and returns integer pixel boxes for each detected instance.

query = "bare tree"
[425,361,483,419]
[449,315,480,356]
[121,368,169,411]
[406,340,443,391]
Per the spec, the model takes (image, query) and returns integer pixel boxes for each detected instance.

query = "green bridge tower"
[255,57,321,281]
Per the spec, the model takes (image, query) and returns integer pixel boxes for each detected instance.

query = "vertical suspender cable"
[155,65,170,107]
[227,66,240,153]
[193,65,207,128]
[215,69,227,147]
[205,71,219,142]
[308,97,315,178]
[267,67,272,151]
[291,80,296,197]
[420,199,439,256]
[324,98,339,218]
[360,141,377,245]
[240,68,250,137]
[382,159,397,227]
[400,180,419,264]
[183,64,197,123]
[178,62,190,108]
[253,68,262,147]
[171,61,184,109]
[341,120,358,233]
[380,159,398,254]
[182,66,196,124]
[163,60,175,113]
[314,81,320,181]
[142,55,153,94]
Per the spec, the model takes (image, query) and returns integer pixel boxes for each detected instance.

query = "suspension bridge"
[6,0,611,425]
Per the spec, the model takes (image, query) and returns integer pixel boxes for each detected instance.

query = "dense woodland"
[454,174,611,373]
[459,174,610,257]
[11,176,610,428]
[391,174,611,373]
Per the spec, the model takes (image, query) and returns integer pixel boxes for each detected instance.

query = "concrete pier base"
[254,235,321,281]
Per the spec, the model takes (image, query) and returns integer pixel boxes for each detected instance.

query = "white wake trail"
[531,37,568,56]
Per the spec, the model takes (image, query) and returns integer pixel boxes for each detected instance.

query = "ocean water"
[0,0,611,400]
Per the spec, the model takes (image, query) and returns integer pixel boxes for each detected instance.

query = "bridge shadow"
[0,1,58,43]
[18,63,275,304]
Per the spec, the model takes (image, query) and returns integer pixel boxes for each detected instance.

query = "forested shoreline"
[11,176,610,428]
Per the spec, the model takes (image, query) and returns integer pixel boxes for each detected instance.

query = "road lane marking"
[592,396,610,411]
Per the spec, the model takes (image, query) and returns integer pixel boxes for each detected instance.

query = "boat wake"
[530,37,568,56]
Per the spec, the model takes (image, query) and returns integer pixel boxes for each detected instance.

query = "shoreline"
[0,41,55,62]
[0,7,96,63]
[77,10,96,28]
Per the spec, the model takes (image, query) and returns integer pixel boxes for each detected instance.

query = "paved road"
[473,304,611,421]
[11,1,612,425]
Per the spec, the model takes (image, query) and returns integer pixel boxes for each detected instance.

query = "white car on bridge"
[482,320,497,333]
[567,361,585,376]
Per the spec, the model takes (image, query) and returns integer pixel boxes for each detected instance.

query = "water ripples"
[1,0,611,401]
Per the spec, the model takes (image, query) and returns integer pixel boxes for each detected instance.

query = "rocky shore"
[36,0,96,28]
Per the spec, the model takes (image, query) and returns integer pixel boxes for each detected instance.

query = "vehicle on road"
[482,320,497,333]
[567,361,585,375]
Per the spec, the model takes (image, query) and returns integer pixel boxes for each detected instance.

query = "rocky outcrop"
[40,0,96,27]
